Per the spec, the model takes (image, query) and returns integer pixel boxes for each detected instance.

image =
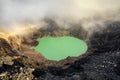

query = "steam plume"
[0,0,120,35]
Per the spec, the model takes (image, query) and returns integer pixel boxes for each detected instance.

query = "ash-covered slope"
[90,21,120,53]
[34,51,120,80]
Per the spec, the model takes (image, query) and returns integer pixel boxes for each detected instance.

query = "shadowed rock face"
[0,38,11,49]
[0,38,19,56]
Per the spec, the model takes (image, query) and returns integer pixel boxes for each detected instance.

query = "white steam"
[0,0,120,35]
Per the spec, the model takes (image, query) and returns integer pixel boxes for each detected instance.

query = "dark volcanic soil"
[0,21,120,80]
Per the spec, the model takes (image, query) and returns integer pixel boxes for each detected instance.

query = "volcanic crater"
[0,21,120,80]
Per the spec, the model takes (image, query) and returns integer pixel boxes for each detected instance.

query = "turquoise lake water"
[35,36,88,61]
